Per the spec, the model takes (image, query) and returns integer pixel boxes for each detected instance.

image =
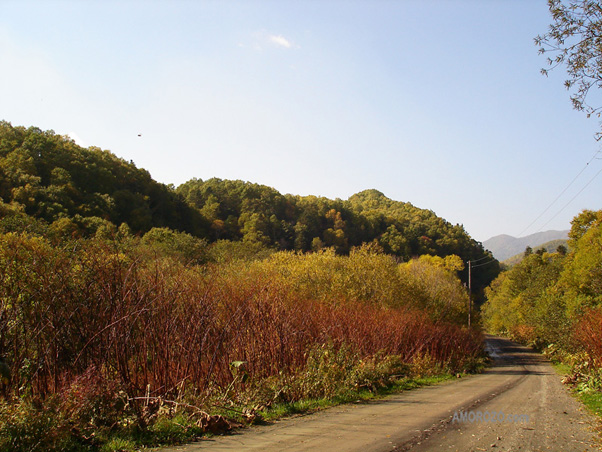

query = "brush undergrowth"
[0,342,486,451]
[550,357,602,420]
[0,233,485,451]
[542,310,602,422]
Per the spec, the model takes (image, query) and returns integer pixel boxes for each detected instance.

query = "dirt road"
[160,337,601,451]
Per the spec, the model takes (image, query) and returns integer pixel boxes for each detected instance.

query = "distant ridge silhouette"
[483,230,569,261]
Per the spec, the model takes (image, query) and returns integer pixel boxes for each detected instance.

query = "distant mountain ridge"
[483,230,569,261]
[502,238,569,266]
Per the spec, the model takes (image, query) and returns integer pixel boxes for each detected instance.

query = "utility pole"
[467,260,472,327]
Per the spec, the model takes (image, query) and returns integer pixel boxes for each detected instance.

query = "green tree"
[379,225,410,256]
[557,209,602,316]
[482,251,565,344]
[141,227,208,264]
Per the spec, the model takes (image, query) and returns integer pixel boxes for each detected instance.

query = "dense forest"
[482,209,602,392]
[483,209,602,346]
[0,123,205,235]
[0,121,498,296]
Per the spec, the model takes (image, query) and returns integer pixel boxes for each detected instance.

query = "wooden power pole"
[467,260,472,327]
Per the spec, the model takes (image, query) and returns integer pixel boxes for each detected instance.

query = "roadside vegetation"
[482,209,602,407]
[0,230,485,451]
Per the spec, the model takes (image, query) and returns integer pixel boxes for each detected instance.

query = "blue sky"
[1,0,601,242]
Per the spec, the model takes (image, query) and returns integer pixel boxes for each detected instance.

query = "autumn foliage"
[483,209,602,350]
[0,234,481,406]
[0,121,492,450]
[574,308,602,366]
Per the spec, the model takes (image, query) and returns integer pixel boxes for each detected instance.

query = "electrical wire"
[517,147,602,237]
[470,259,498,269]
[536,165,602,231]
[468,255,491,264]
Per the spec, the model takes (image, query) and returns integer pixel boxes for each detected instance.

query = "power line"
[536,165,602,232]
[518,147,602,237]
[471,259,498,269]
[469,255,491,264]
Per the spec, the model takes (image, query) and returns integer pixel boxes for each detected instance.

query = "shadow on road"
[484,337,550,376]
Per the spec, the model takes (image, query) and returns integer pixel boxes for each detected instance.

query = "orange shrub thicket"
[574,308,602,366]
[0,233,482,404]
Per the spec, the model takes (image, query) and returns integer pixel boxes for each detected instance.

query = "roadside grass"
[74,372,468,451]
[261,373,458,421]
[550,361,571,376]
[101,438,138,452]
[577,391,602,418]
[0,356,484,452]
[551,361,602,420]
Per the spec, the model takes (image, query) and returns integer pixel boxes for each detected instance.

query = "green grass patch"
[551,361,602,420]
[261,373,458,421]
[551,361,572,376]
[100,437,138,452]
[576,391,602,418]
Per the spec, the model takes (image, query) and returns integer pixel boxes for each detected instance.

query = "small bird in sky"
[138,134,142,137]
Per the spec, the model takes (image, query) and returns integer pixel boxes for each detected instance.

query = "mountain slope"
[483,230,569,261]
[502,238,569,266]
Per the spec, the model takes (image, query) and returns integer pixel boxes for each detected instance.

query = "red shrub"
[574,308,602,365]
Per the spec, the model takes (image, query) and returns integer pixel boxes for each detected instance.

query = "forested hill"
[0,121,205,235]
[0,121,498,290]
[177,180,499,295]
[177,180,487,261]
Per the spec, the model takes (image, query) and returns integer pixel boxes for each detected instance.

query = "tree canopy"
[0,121,207,237]
[0,121,498,294]
[483,208,602,347]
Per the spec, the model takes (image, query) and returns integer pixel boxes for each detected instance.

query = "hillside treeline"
[483,209,602,361]
[0,121,498,295]
[0,122,204,235]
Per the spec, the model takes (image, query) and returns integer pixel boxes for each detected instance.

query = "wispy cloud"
[268,34,292,49]
[241,31,296,51]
